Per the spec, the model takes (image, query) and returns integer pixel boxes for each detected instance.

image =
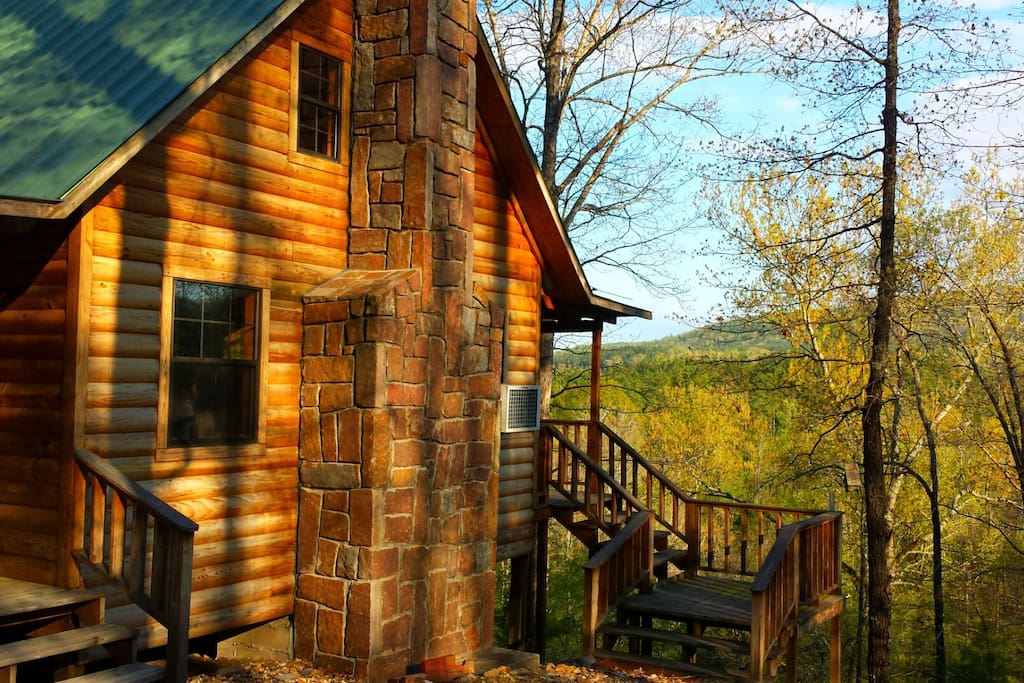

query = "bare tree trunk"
[862,1,900,681]
[906,354,949,682]
[540,0,565,196]
[925,426,946,682]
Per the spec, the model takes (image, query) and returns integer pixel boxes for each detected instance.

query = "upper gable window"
[297,45,342,159]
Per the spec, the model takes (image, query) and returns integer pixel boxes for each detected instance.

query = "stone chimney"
[295,0,501,680]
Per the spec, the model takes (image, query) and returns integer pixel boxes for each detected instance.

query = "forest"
[480,0,1022,678]
[528,161,1024,681]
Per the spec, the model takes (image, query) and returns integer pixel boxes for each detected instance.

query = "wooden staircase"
[541,421,844,683]
[0,577,163,682]
[0,448,197,682]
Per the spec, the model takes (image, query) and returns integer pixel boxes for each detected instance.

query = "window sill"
[288,148,347,174]
[156,442,266,462]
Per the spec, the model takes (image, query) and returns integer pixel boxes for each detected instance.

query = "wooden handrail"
[582,511,654,656]
[543,424,646,537]
[749,512,842,680]
[73,449,198,683]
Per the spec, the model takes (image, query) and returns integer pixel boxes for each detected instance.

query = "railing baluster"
[741,512,749,574]
[758,510,766,566]
[724,507,732,573]
[109,492,126,579]
[706,505,715,571]
[89,477,105,565]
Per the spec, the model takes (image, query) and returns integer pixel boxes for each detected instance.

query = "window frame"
[289,37,350,171]
[156,268,270,461]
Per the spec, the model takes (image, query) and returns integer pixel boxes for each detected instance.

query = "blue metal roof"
[0,0,287,203]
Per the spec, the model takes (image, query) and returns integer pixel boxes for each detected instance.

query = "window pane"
[174,280,203,319]
[168,361,204,446]
[202,320,229,358]
[202,284,230,322]
[173,320,202,357]
[211,364,257,442]
[230,288,257,327]
[168,361,257,447]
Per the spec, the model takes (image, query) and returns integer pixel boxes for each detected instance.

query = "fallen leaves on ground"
[186,657,702,683]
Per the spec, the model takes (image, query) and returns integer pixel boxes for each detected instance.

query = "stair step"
[547,494,577,510]
[653,548,687,567]
[0,578,105,629]
[598,623,748,655]
[70,663,165,682]
[595,650,750,682]
[0,623,135,668]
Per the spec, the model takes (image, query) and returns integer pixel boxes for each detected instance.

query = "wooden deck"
[617,575,754,630]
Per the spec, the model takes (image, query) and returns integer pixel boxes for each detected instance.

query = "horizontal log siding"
[473,125,542,560]
[0,250,67,584]
[81,0,352,644]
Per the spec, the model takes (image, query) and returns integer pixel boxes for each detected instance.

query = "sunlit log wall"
[472,123,542,561]
[68,0,353,648]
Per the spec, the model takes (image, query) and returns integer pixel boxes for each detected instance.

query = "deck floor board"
[617,575,753,629]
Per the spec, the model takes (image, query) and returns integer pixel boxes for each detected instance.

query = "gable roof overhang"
[472,21,651,332]
[0,0,305,220]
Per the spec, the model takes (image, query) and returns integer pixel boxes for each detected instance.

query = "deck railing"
[544,420,821,577]
[546,420,690,545]
[73,448,198,683]
[685,499,820,577]
[749,512,843,680]
[582,511,654,656]
[541,425,646,536]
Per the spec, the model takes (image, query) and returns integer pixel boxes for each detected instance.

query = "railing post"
[537,427,551,505]
[582,567,599,657]
[750,594,765,682]
[164,530,194,683]
[685,501,700,577]
[71,463,86,587]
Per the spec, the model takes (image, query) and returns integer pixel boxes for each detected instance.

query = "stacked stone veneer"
[295,0,500,680]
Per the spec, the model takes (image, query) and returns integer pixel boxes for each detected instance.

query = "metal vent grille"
[501,385,541,432]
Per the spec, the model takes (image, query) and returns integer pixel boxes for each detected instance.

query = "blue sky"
[591,0,1024,343]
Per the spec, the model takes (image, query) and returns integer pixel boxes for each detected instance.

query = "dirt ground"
[185,656,702,683]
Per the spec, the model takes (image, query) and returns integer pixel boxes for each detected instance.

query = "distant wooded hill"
[555,320,791,368]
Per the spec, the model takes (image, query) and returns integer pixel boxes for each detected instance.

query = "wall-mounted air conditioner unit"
[500,384,541,432]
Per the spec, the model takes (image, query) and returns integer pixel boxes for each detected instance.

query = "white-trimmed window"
[158,271,269,459]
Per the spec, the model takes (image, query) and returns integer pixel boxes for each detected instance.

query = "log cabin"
[0,1,844,682]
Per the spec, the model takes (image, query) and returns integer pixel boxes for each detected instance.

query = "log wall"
[473,123,542,561]
[78,0,353,645]
[0,246,67,584]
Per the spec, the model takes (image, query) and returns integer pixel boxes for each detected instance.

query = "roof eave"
[473,20,589,303]
[473,20,650,327]
[0,0,305,220]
